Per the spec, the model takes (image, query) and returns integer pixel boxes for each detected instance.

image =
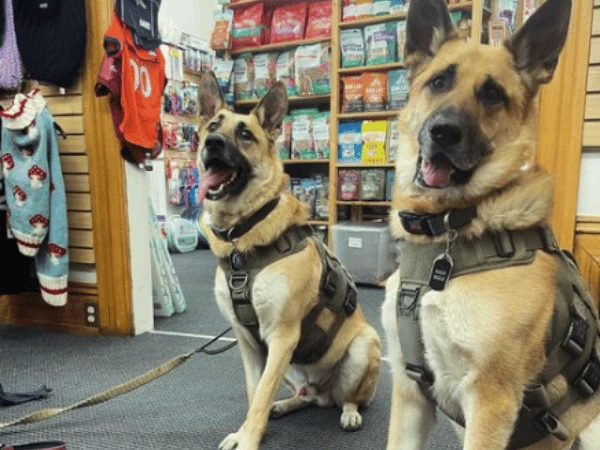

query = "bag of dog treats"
[233,53,255,100]
[373,0,391,15]
[342,75,364,113]
[306,1,332,38]
[385,169,395,201]
[390,0,405,13]
[276,50,298,96]
[211,10,233,50]
[356,0,374,18]
[213,58,235,106]
[313,174,329,220]
[388,68,409,110]
[232,3,264,50]
[291,109,317,159]
[254,52,277,97]
[386,119,400,162]
[312,112,330,158]
[338,169,361,201]
[262,5,274,44]
[397,21,407,62]
[361,169,386,200]
[340,29,365,68]
[365,22,397,65]
[276,115,293,160]
[338,122,363,164]
[270,3,307,44]
[363,72,387,111]
[300,178,317,217]
[295,43,331,95]
[343,0,357,21]
[362,120,387,164]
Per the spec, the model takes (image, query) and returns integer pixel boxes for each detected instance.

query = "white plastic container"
[166,216,199,253]
[332,222,397,285]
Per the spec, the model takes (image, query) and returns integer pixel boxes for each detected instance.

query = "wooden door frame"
[535,0,593,251]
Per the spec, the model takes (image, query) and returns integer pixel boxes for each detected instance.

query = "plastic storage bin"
[332,222,397,285]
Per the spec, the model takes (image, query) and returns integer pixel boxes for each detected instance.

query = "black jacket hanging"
[12,0,86,88]
[0,0,5,48]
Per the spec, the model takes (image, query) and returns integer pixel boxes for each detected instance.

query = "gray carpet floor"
[0,249,460,449]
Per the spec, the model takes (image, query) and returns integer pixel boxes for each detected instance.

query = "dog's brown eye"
[478,79,508,106]
[240,129,254,140]
[430,75,447,92]
[208,122,218,132]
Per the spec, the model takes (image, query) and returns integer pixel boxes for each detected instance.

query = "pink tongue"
[198,169,235,204]
[421,159,452,188]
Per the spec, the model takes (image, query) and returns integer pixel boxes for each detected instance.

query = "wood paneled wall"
[584,4,600,147]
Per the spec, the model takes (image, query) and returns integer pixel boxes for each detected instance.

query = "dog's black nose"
[204,134,227,153]
[429,124,463,148]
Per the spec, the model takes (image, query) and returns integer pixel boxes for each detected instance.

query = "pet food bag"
[300,178,317,217]
[338,122,363,164]
[361,169,386,200]
[213,58,235,106]
[314,174,329,220]
[306,1,332,38]
[363,72,388,111]
[365,22,397,65]
[385,169,395,201]
[295,43,331,95]
[253,52,277,97]
[232,3,264,50]
[262,5,274,44]
[362,120,387,164]
[342,0,357,21]
[388,68,409,110]
[270,3,307,44]
[373,0,392,15]
[276,115,293,160]
[276,50,298,96]
[312,112,331,158]
[356,0,374,18]
[338,169,361,201]
[342,75,364,113]
[211,10,233,50]
[233,53,255,100]
[340,29,365,68]
[397,21,407,62]
[386,119,400,162]
[390,0,406,13]
[291,109,317,159]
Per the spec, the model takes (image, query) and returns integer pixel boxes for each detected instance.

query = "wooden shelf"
[337,201,392,207]
[338,110,401,120]
[230,36,330,56]
[236,94,330,108]
[337,163,396,168]
[282,159,330,164]
[339,62,405,74]
[308,220,329,226]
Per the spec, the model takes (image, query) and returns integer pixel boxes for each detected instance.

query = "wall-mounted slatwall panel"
[585,4,600,147]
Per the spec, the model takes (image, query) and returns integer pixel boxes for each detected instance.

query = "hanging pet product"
[166,215,199,253]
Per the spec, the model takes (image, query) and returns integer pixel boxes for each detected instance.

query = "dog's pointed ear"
[251,82,288,140]
[200,71,227,121]
[404,0,458,70]
[506,0,572,93]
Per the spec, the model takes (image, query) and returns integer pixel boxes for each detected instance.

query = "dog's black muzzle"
[202,133,252,198]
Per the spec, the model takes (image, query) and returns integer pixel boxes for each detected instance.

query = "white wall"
[159,0,217,42]
[577,151,600,215]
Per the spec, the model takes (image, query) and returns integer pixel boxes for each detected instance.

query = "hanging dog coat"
[116,0,162,50]
[12,0,86,88]
[0,0,23,90]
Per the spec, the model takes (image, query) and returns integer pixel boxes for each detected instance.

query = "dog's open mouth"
[416,153,473,189]
[198,159,243,203]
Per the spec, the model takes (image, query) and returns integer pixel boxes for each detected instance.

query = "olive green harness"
[396,214,600,449]
[217,225,358,365]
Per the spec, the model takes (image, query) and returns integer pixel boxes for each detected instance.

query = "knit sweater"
[0,90,69,306]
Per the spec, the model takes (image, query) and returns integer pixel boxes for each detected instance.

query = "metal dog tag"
[429,253,454,291]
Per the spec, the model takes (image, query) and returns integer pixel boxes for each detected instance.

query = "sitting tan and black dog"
[197,74,381,450]
[382,0,600,449]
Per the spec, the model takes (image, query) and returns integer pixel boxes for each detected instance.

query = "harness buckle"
[324,271,337,297]
[405,363,433,385]
[398,287,420,315]
[573,355,600,397]
[537,410,570,441]
[343,286,357,315]
[561,311,588,357]
[229,273,249,291]
[493,230,515,258]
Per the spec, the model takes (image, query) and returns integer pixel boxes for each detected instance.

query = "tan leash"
[0,328,236,430]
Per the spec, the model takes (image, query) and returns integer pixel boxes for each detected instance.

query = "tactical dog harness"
[214,200,358,366]
[397,208,600,449]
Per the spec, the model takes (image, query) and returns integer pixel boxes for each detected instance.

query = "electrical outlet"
[84,303,98,326]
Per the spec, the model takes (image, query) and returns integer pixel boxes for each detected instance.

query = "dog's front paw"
[219,431,257,450]
[340,410,363,431]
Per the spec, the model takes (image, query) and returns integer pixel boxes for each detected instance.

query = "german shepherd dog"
[197,75,381,450]
[382,0,600,449]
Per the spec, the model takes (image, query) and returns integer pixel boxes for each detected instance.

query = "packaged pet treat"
[386,119,400,162]
[363,72,387,111]
[365,22,397,65]
[338,122,363,164]
[373,0,391,15]
[340,29,365,68]
[343,0,358,21]
[212,58,235,106]
[397,21,407,62]
[291,109,317,159]
[338,169,361,201]
[270,3,307,44]
[290,178,303,198]
[306,1,332,38]
[312,112,331,158]
[361,142,386,164]
[253,52,277,97]
[313,174,329,220]
[276,50,298,96]
[388,68,409,110]
[342,75,364,113]
[295,43,331,95]
[385,169,395,201]
[276,115,293,160]
[361,120,387,164]
[211,10,233,50]
[356,0,374,18]
[300,178,317,217]
[232,3,264,50]
[262,5,274,44]
[360,169,386,200]
[233,53,255,100]
[390,0,405,13]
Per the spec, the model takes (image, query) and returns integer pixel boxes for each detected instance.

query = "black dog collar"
[399,205,477,237]
[212,197,281,242]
